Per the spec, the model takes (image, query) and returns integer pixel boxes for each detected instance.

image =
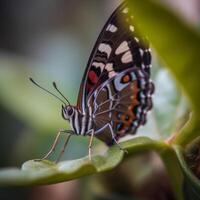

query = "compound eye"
[67,107,74,116]
[61,106,74,120]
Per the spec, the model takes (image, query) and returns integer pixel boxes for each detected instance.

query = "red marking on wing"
[86,83,92,92]
[88,71,98,84]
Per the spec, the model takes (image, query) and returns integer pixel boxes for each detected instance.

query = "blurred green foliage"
[0,0,200,200]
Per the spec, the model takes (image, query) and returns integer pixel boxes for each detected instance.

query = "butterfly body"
[60,3,154,146]
[62,67,153,145]
[31,2,154,161]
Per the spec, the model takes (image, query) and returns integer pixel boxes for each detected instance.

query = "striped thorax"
[62,105,92,136]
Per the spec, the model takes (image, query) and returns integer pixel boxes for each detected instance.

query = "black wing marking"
[87,68,154,145]
[77,2,151,112]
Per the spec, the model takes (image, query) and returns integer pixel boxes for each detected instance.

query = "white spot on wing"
[121,51,133,63]
[106,24,118,32]
[92,62,105,71]
[105,63,113,71]
[145,48,151,52]
[105,63,117,78]
[138,70,145,77]
[133,121,138,126]
[109,71,117,78]
[139,49,144,56]
[141,63,145,69]
[115,41,129,55]
[98,43,112,58]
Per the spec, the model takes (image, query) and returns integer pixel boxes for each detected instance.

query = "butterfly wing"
[87,68,154,145]
[77,2,151,112]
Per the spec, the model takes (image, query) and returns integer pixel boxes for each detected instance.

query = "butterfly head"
[62,105,74,120]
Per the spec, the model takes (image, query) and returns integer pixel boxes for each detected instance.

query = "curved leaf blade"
[174,145,200,199]
[0,137,167,186]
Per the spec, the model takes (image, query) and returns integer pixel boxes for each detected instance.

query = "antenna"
[53,82,71,106]
[29,77,67,105]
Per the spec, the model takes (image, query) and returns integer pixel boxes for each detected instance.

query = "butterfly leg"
[88,130,94,161]
[35,130,73,162]
[56,134,71,163]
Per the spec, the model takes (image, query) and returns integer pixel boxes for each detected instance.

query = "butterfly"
[30,2,154,162]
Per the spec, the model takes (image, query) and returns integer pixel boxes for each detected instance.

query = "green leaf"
[174,145,200,199]
[126,0,200,146]
[183,180,200,200]
[0,137,167,186]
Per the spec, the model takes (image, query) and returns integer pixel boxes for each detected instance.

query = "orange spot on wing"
[132,81,139,93]
[122,74,131,83]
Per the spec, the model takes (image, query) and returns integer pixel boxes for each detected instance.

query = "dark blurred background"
[0,0,199,200]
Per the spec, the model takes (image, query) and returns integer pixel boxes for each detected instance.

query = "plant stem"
[172,115,200,147]
[159,146,184,200]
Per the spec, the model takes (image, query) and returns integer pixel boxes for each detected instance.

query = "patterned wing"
[77,2,151,111]
[87,68,154,145]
